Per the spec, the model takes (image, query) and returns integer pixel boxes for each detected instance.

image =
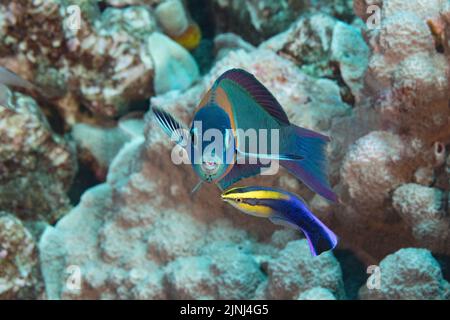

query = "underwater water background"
[0,0,449,300]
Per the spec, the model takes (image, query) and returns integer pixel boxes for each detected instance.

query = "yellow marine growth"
[171,23,202,51]
[155,0,202,51]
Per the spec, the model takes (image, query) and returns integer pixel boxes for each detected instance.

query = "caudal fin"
[270,212,338,257]
[302,217,338,256]
[280,125,338,202]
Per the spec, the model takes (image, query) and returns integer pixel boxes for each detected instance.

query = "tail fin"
[280,125,337,202]
[302,217,338,256]
[270,213,338,256]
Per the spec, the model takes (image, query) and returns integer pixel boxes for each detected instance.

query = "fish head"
[189,105,235,183]
[221,186,291,217]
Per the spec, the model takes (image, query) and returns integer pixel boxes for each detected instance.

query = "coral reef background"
[0,0,449,300]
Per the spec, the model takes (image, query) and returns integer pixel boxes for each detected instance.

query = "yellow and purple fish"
[151,68,337,201]
[221,186,338,256]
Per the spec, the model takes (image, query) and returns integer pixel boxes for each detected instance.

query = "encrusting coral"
[0,0,199,121]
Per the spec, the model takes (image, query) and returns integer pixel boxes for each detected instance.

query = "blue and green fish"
[152,68,337,202]
[222,186,338,256]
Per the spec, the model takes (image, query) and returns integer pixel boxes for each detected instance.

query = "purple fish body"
[222,186,338,256]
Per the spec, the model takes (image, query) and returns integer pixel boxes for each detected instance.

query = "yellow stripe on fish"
[229,202,274,217]
[221,188,291,218]
[222,189,290,201]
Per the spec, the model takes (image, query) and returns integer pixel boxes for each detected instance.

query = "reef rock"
[0,89,76,222]
[359,248,450,300]
[105,0,161,6]
[393,184,450,252]
[335,0,450,262]
[262,13,369,101]
[355,0,449,136]
[72,112,145,180]
[341,131,415,212]
[0,0,199,119]
[147,32,199,95]
[262,240,345,300]
[297,287,337,300]
[165,242,265,299]
[0,212,43,299]
[208,0,354,44]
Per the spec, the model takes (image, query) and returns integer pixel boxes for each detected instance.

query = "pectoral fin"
[151,106,189,147]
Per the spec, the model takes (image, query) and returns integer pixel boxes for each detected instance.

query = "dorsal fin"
[213,69,290,125]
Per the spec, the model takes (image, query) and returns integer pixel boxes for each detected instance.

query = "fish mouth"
[202,164,218,175]
[201,156,221,175]
[221,192,235,203]
[221,195,231,204]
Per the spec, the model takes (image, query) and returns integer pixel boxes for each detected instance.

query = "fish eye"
[236,198,242,203]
